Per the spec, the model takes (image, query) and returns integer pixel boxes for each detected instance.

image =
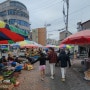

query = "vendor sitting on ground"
[11,61,23,73]
[1,56,8,66]
[7,53,14,62]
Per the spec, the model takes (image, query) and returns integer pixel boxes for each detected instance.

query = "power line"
[30,0,61,12]
[49,4,90,24]
[30,2,90,32]
[31,1,90,24]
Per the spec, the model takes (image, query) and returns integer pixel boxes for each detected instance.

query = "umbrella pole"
[0,50,2,58]
[8,44,10,51]
[87,47,90,58]
[0,50,1,58]
[0,45,2,58]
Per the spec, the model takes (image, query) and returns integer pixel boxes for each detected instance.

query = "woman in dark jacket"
[37,53,46,81]
[58,49,71,81]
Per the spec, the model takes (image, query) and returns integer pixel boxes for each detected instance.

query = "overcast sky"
[0,0,90,40]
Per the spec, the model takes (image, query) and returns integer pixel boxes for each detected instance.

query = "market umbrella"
[0,21,6,28]
[45,44,56,48]
[21,44,38,48]
[59,44,66,48]
[17,40,33,46]
[59,44,72,49]
[10,43,20,48]
[61,30,90,45]
[0,40,14,44]
[0,28,24,42]
[0,20,28,38]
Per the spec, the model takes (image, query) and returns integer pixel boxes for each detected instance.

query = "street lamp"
[58,28,65,31]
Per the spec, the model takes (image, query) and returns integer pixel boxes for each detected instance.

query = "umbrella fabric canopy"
[0,28,24,42]
[0,40,14,44]
[66,45,72,49]
[61,30,90,45]
[8,25,28,38]
[59,44,66,48]
[38,44,43,47]
[59,44,72,49]
[0,21,6,28]
[0,20,28,38]
[17,40,40,47]
[17,40,33,46]
[18,41,27,46]
[11,43,20,47]
[45,45,56,48]
[21,44,38,48]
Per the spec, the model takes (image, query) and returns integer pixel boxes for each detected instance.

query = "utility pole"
[66,0,69,37]
[63,0,69,38]
[44,23,51,45]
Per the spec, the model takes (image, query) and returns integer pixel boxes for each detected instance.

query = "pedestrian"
[47,47,58,79]
[37,53,46,81]
[55,49,61,67]
[74,50,77,59]
[66,49,71,67]
[58,49,71,82]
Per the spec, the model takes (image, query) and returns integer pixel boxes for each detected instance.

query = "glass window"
[7,9,29,19]
[8,10,15,15]
[0,12,2,16]
[9,19,16,24]
[9,19,30,27]
[10,1,26,10]
[0,11,7,16]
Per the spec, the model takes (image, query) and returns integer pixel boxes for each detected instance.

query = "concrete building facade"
[32,28,46,46]
[77,20,90,54]
[47,39,58,45]
[77,20,90,31]
[59,30,72,44]
[0,0,30,38]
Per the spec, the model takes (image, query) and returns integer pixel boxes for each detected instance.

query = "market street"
[13,60,90,90]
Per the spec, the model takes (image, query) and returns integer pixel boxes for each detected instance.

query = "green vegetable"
[10,77,16,84]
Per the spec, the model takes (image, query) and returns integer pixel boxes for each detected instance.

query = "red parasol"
[61,30,90,45]
[0,40,15,44]
[0,28,24,42]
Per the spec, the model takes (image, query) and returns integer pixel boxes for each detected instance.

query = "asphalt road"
[13,60,90,90]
